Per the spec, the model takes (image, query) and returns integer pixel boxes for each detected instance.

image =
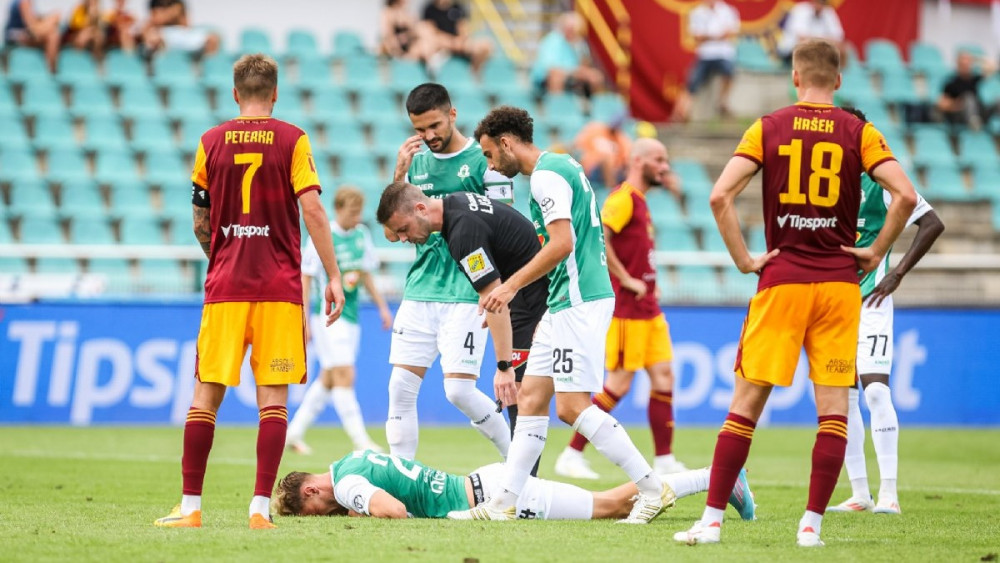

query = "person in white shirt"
[777,0,844,66]
[673,0,740,122]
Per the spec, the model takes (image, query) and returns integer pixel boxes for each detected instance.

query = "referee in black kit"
[377,181,548,473]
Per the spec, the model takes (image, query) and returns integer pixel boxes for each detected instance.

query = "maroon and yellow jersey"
[192,116,321,304]
[602,182,660,319]
[734,102,895,290]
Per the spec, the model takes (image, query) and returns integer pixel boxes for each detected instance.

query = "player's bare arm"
[844,161,918,273]
[301,191,345,325]
[480,219,573,314]
[192,205,211,259]
[368,490,409,519]
[476,278,517,407]
[360,271,394,330]
[302,272,313,342]
[393,135,424,182]
[603,224,646,298]
[866,209,944,308]
[710,156,780,274]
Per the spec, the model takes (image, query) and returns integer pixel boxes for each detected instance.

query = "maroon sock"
[705,413,756,510]
[181,407,217,496]
[649,391,674,456]
[255,405,288,497]
[568,386,621,452]
[807,415,848,514]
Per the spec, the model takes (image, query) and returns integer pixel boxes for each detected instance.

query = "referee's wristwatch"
[497,360,513,371]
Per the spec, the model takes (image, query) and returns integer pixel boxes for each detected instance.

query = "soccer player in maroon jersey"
[154,54,345,530]
[554,138,690,480]
[674,39,917,547]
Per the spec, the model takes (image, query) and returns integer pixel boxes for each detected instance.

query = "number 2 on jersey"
[234,152,263,214]
[777,139,842,207]
[366,452,421,481]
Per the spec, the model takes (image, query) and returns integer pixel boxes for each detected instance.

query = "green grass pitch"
[1,425,998,562]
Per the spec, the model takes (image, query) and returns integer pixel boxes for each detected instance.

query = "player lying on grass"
[273,449,756,521]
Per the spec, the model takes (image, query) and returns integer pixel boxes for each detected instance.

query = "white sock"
[574,405,661,496]
[844,386,870,500]
[700,506,725,526]
[385,367,422,459]
[663,467,710,499]
[799,510,823,534]
[443,378,511,458]
[494,415,548,508]
[865,382,899,501]
[249,495,270,518]
[331,387,372,448]
[287,380,330,444]
[181,494,200,516]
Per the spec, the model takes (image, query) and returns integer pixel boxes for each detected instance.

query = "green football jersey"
[856,174,931,297]
[403,139,513,303]
[331,450,470,518]
[528,152,614,312]
[302,222,377,324]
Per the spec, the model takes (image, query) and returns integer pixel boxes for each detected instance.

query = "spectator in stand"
[671,0,740,122]
[141,0,219,57]
[3,0,61,71]
[574,114,632,190]
[936,49,997,129]
[379,0,433,64]
[103,0,138,52]
[777,0,844,67]
[420,0,492,73]
[62,0,104,54]
[531,11,604,98]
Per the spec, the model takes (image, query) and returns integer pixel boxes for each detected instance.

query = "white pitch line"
[750,478,1000,496]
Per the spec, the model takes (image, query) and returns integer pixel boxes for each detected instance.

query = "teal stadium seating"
[56,50,100,86]
[6,47,49,84]
[9,178,58,220]
[103,51,147,88]
[81,115,128,153]
[865,39,905,76]
[35,257,82,274]
[130,116,176,154]
[152,51,196,88]
[69,217,116,245]
[294,55,334,92]
[285,29,319,60]
[20,79,66,118]
[69,82,115,118]
[239,28,273,55]
[58,177,106,219]
[32,114,77,152]
[118,82,164,120]
[909,42,947,76]
[332,30,365,59]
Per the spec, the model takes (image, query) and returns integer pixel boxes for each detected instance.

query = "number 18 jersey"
[734,102,895,290]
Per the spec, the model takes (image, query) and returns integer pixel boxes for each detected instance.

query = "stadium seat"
[675,265,720,302]
[137,259,191,292]
[342,53,383,94]
[338,153,380,181]
[978,76,1000,108]
[434,57,475,92]
[109,181,157,217]
[69,82,115,118]
[450,90,490,123]
[19,80,66,118]
[880,68,919,105]
[293,55,334,91]
[18,216,64,244]
[493,87,535,112]
[103,50,148,88]
[143,149,188,187]
[310,88,353,121]
[32,114,78,152]
[836,70,880,109]
[120,217,164,245]
[87,257,134,291]
[747,224,767,253]
[865,39,905,75]
[240,28,273,54]
[200,53,236,91]
[972,165,1000,199]
[590,93,627,123]
[0,81,16,112]
[68,216,116,244]
[44,147,89,184]
[701,226,728,252]
[736,37,780,72]
[0,255,30,272]
[55,50,100,86]
[152,51,196,88]
[82,115,129,152]
[320,116,365,151]
[0,220,14,244]
[671,159,712,195]
[35,257,82,274]
[5,47,50,84]
[370,120,409,154]
[358,90,401,122]
[165,84,212,120]
[177,115,216,150]
[653,224,698,252]
[543,113,586,145]
[130,116,177,154]
[542,92,584,120]
[923,165,973,201]
[388,59,430,94]
[909,41,947,76]
[912,126,957,169]
[480,56,520,97]
[8,177,57,219]
[957,129,998,169]
[119,83,165,120]
[0,117,32,152]
[332,30,365,59]
[721,266,758,301]
[59,177,106,219]
[286,28,320,60]
[646,189,684,221]
[94,149,140,186]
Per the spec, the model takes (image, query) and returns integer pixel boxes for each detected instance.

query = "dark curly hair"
[474,105,534,144]
[839,105,868,122]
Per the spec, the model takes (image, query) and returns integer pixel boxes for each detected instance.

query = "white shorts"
[472,463,593,520]
[388,300,488,376]
[310,315,360,369]
[857,295,894,375]
[525,298,614,393]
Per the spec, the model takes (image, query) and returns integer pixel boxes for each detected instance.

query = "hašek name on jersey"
[776,214,838,230]
[221,224,271,238]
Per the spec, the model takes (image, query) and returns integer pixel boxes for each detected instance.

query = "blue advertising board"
[1,301,997,426]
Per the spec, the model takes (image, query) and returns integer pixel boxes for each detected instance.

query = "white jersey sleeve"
[301,236,322,277]
[883,189,933,227]
[358,224,381,272]
[483,169,514,202]
[333,474,381,516]
[529,169,574,226]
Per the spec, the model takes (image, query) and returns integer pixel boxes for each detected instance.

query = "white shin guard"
[444,378,511,457]
[385,367,422,460]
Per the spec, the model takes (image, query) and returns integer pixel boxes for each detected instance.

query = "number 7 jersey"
[191,117,320,304]
[734,102,896,290]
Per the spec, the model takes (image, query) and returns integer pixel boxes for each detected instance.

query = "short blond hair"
[792,40,840,89]
[334,186,365,210]
[272,471,308,516]
[233,53,278,101]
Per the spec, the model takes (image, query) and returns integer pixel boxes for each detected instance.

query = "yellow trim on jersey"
[861,122,896,173]
[192,140,208,189]
[291,134,321,194]
[601,183,636,234]
[734,118,763,164]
